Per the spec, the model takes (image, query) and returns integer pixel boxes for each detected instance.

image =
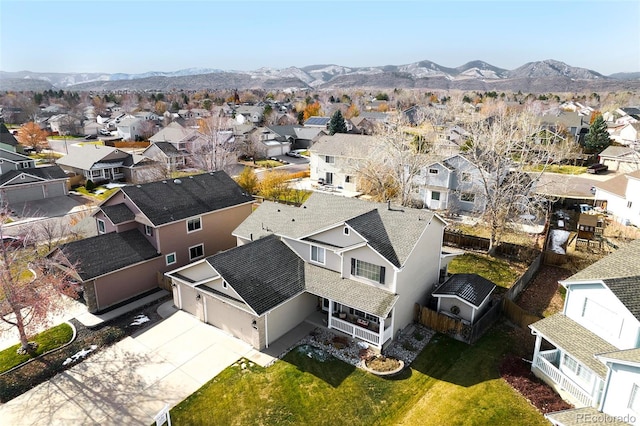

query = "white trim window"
[189,244,204,260]
[144,225,153,236]
[325,155,335,164]
[310,245,325,265]
[343,227,350,236]
[187,217,202,233]
[350,258,386,284]
[562,353,592,385]
[165,252,176,266]
[97,219,106,234]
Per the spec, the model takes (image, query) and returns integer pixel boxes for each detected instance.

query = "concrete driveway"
[0,310,260,425]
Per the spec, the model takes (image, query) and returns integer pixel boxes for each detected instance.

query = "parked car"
[587,163,608,174]
[286,151,301,158]
[84,134,97,140]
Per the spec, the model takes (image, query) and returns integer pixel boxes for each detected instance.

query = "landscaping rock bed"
[297,324,435,370]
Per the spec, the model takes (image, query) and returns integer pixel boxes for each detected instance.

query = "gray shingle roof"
[346,210,400,267]
[57,229,160,281]
[602,276,640,321]
[310,134,380,157]
[567,240,640,283]
[148,142,189,157]
[120,171,254,226]
[599,145,636,158]
[234,192,439,268]
[432,274,496,307]
[207,234,305,315]
[529,314,617,378]
[0,123,19,147]
[597,347,640,366]
[304,264,398,317]
[101,204,135,224]
[56,145,129,171]
[0,147,31,162]
[0,165,67,186]
[595,174,629,197]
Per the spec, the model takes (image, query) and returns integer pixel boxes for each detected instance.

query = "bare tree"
[355,114,434,206]
[0,214,78,353]
[461,103,551,253]
[193,116,236,173]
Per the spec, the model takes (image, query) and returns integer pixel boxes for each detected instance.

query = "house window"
[460,172,472,182]
[165,252,176,266]
[144,225,153,236]
[325,155,335,164]
[562,353,592,384]
[429,168,439,175]
[91,170,101,178]
[113,167,122,174]
[343,227,350,236]
[431,191,440,201]
[628,201,633,208]
[345,175,352,183]
[97,219,106,234]
[311,245,325,264]
[461,192,475,202]
[629,384,640,413]
[189,244,204,260]
[187,217,202,233]
[351,258,386,284]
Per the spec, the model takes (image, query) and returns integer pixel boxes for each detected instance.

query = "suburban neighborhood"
[2,2,640,423]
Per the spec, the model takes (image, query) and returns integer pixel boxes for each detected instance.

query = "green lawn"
[170,326,546,425]
[0,323,74,373]
[73,185,118,201]
[256,160,282,168]
[448,252,521,288]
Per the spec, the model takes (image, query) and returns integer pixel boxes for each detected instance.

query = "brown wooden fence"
[543,251,567,266]
[157,272,172,291]
[443,231,539,260]
[505,252,543,301]
[502,299,542,328]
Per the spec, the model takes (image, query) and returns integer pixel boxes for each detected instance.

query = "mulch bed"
[516,265,571,317]
[0,295,169,402]
[500,354,573,414]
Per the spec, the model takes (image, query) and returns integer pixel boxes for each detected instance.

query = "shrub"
[85,179,95,191]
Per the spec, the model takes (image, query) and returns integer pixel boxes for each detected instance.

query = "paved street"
[0,310,267,425]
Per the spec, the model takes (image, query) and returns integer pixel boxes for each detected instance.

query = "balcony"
[533,349,597,408]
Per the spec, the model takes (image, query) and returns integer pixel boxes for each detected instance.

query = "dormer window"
[343,227,350,236]
[222,280,228,289]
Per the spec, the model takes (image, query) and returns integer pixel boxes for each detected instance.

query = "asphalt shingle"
[207,235,305,315]
[101,204,135,224]
[57,229,160,281]
[432,274,496,307]
[121,171,254,226]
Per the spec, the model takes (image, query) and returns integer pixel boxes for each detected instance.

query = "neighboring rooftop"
[100,204,136,225]
[566,239,640,282]
[119,171,254,226]
[56,229,160,281]
[0,165,67,186]
[310,133,380,157]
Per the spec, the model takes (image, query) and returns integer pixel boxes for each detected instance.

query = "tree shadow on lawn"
[283,345,356,388]
[410,326,509,388]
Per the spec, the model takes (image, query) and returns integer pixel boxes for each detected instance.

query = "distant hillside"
[1,59,639,92]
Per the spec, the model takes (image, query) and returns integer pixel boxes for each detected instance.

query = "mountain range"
[1,59,639,93]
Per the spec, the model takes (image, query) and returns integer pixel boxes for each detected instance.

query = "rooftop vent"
[162,181,167,184]
[174,179,182,184]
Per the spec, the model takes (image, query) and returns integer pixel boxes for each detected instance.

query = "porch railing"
[329,316,392,347]
[533,353,595,407]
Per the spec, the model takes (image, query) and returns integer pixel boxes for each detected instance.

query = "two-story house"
[149,121,207,153]
[0,123,21,152]
[530,239,640,423]
[412,154,486,213]
[309,134,379,192]
[48,172,254,313]
[56,144,155,184]
[594,171,640,227]
[166,193,448,351]
[116,116,143,141]
[0,148,68,205]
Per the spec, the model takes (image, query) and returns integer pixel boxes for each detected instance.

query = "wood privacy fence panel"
[502,299,542,328]
[157,272,172,291]
[443,231,539,261]
[505,253,543,301]
[543,251,567,266]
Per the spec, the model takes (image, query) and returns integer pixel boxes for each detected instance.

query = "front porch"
[532,348,600,408]
[306,298,394,349]
[529,314,615,409]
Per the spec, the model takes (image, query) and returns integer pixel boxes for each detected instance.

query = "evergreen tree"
[328,110,348,135]
[584,115,611,152]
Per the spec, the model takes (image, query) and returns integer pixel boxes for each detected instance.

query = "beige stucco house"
[167,193,448,351]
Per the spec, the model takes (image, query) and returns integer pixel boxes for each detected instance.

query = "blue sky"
[1,0,638,75]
